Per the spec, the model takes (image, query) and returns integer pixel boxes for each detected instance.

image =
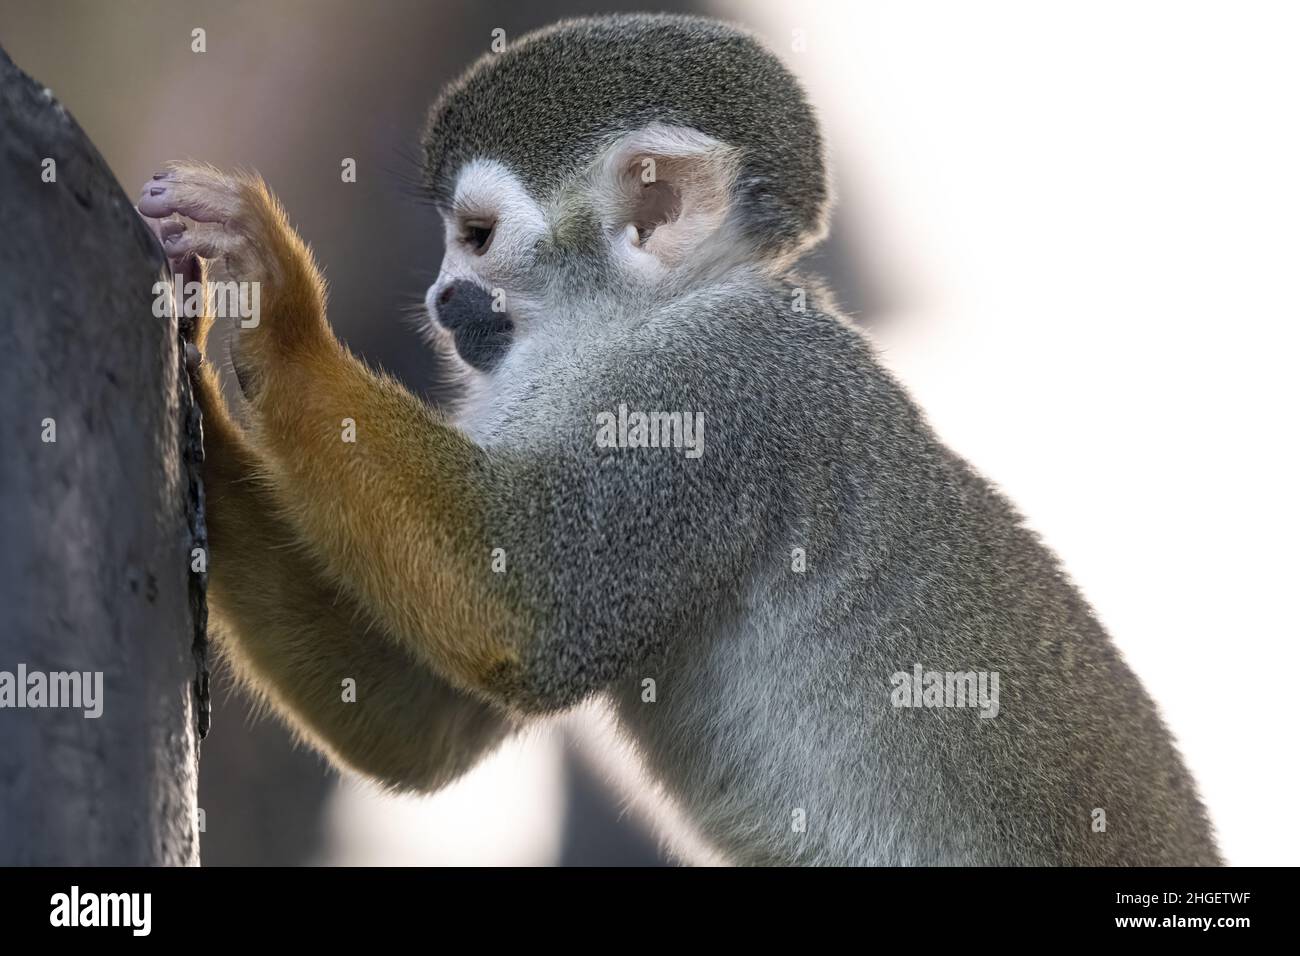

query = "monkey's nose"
[433,280,494,331]
[431,280,514,373]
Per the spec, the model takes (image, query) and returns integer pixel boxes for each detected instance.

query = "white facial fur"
[424,159,549,336]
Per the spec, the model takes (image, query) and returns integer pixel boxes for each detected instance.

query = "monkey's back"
[587,278,1222,865]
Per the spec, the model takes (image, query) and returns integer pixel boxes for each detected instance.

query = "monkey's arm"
[189,287,514,790]
[237,343,742,712]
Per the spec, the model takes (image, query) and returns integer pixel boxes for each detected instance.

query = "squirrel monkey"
[138,14,1219,865]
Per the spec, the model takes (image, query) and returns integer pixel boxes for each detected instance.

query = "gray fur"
[425,14,1220,865]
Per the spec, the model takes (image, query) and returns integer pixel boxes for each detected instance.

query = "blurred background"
[1,0,1295,865]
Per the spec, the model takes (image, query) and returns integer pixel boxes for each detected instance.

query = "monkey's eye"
[459,219,496,255]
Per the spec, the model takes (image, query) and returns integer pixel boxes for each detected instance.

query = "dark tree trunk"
[0,45,204,865]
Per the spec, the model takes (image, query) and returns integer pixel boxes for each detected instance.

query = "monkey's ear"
[596,125,742,270]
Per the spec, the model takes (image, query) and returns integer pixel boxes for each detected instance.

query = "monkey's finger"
[137,209,204,283]
[138,163,240,223]
[161,220,243,263]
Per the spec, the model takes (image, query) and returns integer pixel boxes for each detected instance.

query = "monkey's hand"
[137,161,332,398]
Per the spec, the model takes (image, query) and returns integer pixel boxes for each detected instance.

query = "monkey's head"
[421,13,829,373]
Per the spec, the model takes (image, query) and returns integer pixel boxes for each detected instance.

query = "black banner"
[0,866,1280,942]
